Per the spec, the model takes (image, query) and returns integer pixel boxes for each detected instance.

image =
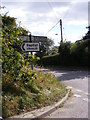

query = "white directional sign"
[21,42,39,52]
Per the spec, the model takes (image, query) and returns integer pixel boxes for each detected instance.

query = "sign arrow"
[21,43,25,51]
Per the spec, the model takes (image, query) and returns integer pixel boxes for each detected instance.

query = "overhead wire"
[45,0,60,36]
[47,0,58,21]
[61,2,76,40]
[46,20,59,35]
[46,0,75,39]
[46,1,74,40]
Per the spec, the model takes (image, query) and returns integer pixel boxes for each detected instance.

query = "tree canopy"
[35,38,54,58]
[83,26,90,40]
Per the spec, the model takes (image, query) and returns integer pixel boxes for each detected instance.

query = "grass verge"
[2,68,67,118]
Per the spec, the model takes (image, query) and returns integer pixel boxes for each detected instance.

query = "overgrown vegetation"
[41,38,88,66]
[2,70,67,118]
[35,37,54,58]
[40,26,89,67]
[1,14,67,118]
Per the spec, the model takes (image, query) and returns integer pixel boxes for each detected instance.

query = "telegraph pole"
[60,19,63,42]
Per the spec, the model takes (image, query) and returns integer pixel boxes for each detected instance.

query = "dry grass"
[2,69,67,118]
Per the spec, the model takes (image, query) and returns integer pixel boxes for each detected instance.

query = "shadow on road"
[48,67,88,81]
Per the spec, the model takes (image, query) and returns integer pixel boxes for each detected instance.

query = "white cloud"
[71,1,80,4]
[27,21,54,35]
[38,13,44,17]
[2,0,89,2]
[67,20,88,26]
[9,8,27,18]
[1,1,89,45]
[65,33,84,42]
[46,12,54,17]
[53,6,70,13]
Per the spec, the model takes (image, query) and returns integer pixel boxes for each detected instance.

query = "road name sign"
[21,42,39,52]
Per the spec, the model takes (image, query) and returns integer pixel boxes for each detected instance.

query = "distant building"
[20,35,29,42]
[20,35,47,43]
[32,35,47,43]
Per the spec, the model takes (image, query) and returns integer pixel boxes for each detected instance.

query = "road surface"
[37,67,89,118]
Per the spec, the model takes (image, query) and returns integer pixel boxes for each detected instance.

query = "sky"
[1,0,89,46]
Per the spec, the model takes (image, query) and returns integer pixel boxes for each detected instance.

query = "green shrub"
[1,14,67,119]
[41,40,88,67]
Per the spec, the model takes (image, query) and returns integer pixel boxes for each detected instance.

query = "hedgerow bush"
[1,14,67,118]
[41,40,88,66]
[1,15,40,118]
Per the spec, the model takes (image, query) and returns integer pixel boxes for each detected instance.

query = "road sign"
[21,42,39,52]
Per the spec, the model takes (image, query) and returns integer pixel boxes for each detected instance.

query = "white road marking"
[84,92,90,96]
[84,93,88,95]
[83,98,90,102]
[73,94,81,98]
[76,89,82,92]
[75,89,90,96]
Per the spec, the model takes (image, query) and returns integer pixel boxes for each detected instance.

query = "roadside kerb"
[35,89,70,119]
[10,89,70,119]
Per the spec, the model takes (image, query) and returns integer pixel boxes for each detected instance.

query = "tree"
[50,46,58,55]
[1,14,41,118]
[35,38,54,58]
[2,15,24,76]
[18,26,28,36]
[2,14,16,28]
[59,41,71,56]
[83,26,90,40]
[70,40,88,65]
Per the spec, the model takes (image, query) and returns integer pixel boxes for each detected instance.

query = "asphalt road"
[38,67,89,118]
